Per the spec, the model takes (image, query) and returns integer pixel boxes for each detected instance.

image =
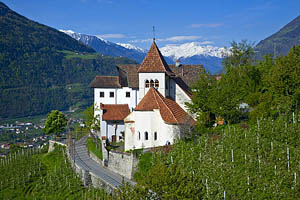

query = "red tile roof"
[101,104,130,121]
[137,42,174,75]
[135,88,195,125]
[90,76,121,88]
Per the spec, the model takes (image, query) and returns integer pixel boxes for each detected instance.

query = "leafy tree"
[266,46,300,113]
[44,110,67,137]
[83,104,100,132]
[187,71,216,130]
[222,40,255,70]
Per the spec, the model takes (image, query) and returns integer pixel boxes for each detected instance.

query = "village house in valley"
[90,41,203,150]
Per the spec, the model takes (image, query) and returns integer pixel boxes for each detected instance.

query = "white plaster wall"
[101,121,125,141]
[124,110,180,151]
[138,73,166,102]
[94,88,118,122]
[116,87,138,111]
[94,87,137,141]
[175,84,191,113]
[124,112,135,151]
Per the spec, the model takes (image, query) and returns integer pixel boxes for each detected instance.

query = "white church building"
[90,41,203,150]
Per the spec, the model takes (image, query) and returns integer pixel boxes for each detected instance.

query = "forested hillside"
[0,2,135,118]
[255,15,300,58]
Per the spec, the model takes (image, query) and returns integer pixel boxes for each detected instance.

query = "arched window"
[138,132,141,140]
[145,80,150,88]
[150,80,154,87]
[154,132,157,140]
[144,132,148,140]
[154,80,159,88]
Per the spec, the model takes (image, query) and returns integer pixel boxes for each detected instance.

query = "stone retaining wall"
[102,142,139,179]
[89,151,102,166]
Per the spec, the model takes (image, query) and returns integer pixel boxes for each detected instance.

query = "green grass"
[133,152,153,181]
[60,50,100,60]
[87,137,103,160]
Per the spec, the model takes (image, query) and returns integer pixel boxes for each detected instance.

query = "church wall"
[101,120,125,142]
[94,87,138,141]
[124,110,181,151]
[94,88,118,122]
[116,87,138,111]
[175,84,191,113]
[124,112,135,151]
[138,73,166,101]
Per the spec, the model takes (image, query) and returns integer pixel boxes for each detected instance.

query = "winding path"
[72,135,136,188]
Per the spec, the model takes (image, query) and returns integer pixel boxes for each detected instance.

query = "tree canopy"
[44,110,67,136]
[187,42,300,129]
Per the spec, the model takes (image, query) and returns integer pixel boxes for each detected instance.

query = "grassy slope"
[87,137,103,160]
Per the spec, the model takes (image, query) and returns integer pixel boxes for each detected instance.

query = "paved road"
[71,135,135,188]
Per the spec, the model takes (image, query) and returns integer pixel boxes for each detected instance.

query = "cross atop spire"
[153,26,156,41]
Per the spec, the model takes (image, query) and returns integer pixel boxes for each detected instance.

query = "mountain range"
[60,30,146,64]
[61,30,227,74]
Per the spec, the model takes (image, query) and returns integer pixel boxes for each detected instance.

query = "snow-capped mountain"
[60,30,226,74]
[160,42,228,59]
[60,30,145,62]
[116,43,146,53]
[160,42,229,73]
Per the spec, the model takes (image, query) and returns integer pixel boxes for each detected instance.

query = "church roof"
[100,104,130,121]
[137,41,174,75]
[90,76,121,88]
[135,88,195,125]
[117,64,140,88]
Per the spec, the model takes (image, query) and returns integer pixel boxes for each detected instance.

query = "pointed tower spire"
[137,41,174,75]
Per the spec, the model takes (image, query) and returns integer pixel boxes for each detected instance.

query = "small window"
[145,80,150,88]
[138,132,140,140]
[100,92,104,97]
[145,132,148,140]
[154,132,157,140]
[109,92,114,98]
[150,80,154,87]
[166,80,169,89]
[154,80,159,88]
[126,92,130,98]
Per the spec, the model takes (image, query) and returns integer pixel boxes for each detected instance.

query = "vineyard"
[120,114,300,199]
[0,145,109,200]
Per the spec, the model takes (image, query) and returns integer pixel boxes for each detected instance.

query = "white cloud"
[96,33,126,39]
[159,35,202,42]
[189,23,223,28]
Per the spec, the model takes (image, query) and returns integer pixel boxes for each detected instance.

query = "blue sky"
[2,0,300,49]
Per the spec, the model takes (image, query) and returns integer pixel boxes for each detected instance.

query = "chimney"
[175,59,181,67]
